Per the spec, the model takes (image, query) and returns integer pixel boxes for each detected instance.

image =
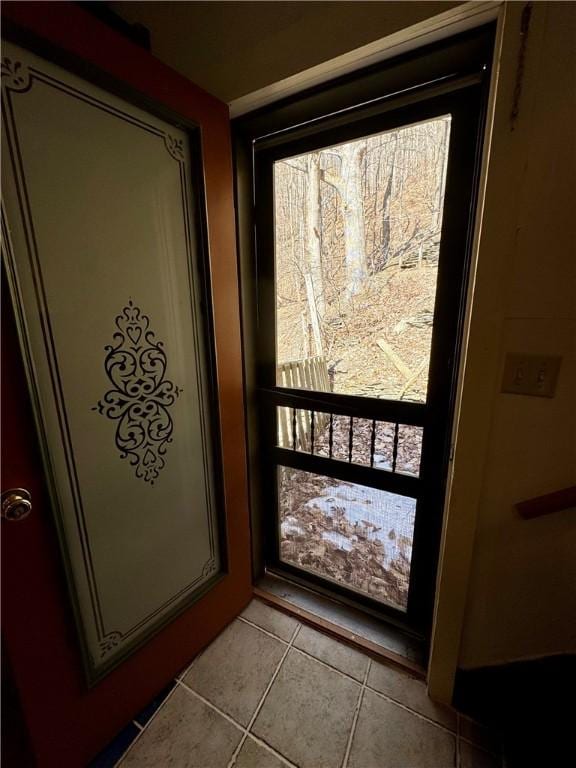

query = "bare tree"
[304,153,325,319]
[274,117,451,396]
[322,141,368,300]
[374,134,398,272]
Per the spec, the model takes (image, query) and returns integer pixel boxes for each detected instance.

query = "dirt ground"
[279,466,414,610]
[277,261,438,402]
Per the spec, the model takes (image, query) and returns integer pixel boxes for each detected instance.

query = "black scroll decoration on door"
[93,300,182,484]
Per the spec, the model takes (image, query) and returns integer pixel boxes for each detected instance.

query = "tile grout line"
[115,683,181,766]
[177,611,290,681]
[240,614,372,687]
[178,686,297,766]
[115,615,291,767]
[246,732,300,768]
[227,622,302,768]
[239,613,459,736]
[241,612,468,761]
[237,615,291,644]
[120,663,456,768]
[177,680,246,732]
[341,658,371,768]
[244,601,419,663]
[176,647,204,680]
[239,615,368,687]
[288,644,457,735]
[367,685,456,734]
[290,644,366,685]
[115,606,471,768]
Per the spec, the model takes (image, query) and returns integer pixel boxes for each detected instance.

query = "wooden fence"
[278,355,330,392]
[277,356,330,450]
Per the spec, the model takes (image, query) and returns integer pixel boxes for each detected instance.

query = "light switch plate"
[501,354,562,398]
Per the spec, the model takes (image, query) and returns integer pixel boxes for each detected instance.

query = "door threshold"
[254,572,426,677]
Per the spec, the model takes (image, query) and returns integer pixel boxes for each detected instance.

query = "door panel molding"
[2,40,225,682]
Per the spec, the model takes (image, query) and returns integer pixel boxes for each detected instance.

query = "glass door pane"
[255,65,489,632]
[274,116,451,403]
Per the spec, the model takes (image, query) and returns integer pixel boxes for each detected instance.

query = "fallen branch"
[398,359,428,400]
[376,339,413,381]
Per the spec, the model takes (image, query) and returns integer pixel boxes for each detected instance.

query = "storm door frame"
[234,24,495,641]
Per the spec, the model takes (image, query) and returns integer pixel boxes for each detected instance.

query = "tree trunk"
[379,163,394,269]
[378,135,398,271]
[345,142,368,299]
[433,119,450,232]
[304,153,325,318]
[336,142,368,300]
[304,273,324,356]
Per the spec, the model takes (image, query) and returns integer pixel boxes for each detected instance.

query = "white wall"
[429,1,575,701]
[456,0,576,669]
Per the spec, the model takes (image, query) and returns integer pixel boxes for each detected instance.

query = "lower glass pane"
[278,467,416,611]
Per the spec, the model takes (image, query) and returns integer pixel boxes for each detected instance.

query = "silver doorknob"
[1,488,32,521]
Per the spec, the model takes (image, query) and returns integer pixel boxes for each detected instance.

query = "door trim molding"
[229,1,502,117]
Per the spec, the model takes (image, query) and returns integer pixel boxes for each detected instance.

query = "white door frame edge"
[228,1,503,118]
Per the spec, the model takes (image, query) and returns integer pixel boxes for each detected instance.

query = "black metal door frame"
[234,25,494,641]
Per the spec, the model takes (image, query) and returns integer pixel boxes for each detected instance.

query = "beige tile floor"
[118,600,502,768]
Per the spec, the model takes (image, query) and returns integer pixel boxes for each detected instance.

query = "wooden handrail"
[516,486,576,519]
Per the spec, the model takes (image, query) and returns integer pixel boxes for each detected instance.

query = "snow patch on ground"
[373,454,392,471]
[304,481,415,566]
[321,530,354,552]
[281,517,306,537]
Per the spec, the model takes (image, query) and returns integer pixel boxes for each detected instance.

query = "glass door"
[254,85,484,635]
